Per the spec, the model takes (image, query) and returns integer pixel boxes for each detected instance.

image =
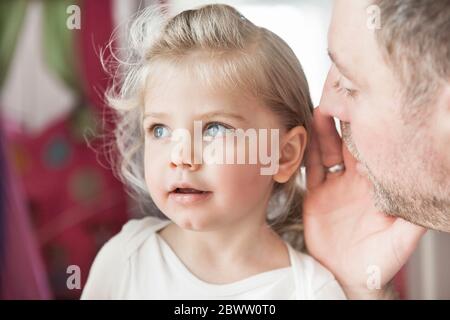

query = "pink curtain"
[0,122,51,299]
[2,0,129,299]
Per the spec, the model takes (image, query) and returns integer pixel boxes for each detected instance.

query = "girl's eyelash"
[147,123,163,133]
[206,121,233,130]
[145,121,234,134]
[333,79,357,99]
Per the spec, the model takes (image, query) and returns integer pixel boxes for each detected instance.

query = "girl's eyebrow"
[143,111,248,123]
[202,111,248,123]
[143,111,169,120]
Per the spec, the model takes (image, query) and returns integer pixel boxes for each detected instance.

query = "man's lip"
[356,162,369,177]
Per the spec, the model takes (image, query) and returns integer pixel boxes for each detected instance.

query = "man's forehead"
[329,0,380,85]
[332,0,373,20]
[329,0,370,55]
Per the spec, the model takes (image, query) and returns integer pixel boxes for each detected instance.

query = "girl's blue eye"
[204,123,230,138]
[152,125,170,138]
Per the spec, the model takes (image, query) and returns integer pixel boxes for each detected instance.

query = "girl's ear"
[273,126,307,183]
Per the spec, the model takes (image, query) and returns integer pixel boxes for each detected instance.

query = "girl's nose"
[169,132,201,171]
[171,157,201,171]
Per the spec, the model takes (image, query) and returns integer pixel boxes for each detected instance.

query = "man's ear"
[434,84,450,156]
[273,126,307,183]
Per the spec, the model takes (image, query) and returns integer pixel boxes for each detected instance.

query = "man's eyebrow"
[143,110,248,123]
[328,49,357,83]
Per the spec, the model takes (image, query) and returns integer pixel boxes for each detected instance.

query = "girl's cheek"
[144,143,169,196]
[211,163,272,200]
[205,137,275,192]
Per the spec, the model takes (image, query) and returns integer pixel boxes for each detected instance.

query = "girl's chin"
[169,214,224,232]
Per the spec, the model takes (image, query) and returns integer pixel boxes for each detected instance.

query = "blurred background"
[0,0,448,299]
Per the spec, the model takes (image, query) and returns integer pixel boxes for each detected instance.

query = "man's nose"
[318,67,350,122]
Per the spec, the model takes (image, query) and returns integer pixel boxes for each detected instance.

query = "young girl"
[81,4,345,300]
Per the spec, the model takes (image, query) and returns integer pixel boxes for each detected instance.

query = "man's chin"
[371,179,450,233]
[384,210,450,233]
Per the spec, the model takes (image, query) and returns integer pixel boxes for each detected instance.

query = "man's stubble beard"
[340,121,450,232]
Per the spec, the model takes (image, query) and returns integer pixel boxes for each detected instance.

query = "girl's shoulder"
[290,248,334,280]
[81,216,170,299]
[117,216,171,258]
[287,246,347,299]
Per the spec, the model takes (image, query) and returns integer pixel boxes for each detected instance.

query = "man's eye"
[333,79,357,99]
[151,125,170,138]
[204,122,233,138]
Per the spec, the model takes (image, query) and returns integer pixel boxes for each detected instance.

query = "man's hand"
[303,107,426,299]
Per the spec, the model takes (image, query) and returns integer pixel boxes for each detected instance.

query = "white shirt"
[81,217,346,300]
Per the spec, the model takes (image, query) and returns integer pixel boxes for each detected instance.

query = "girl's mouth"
[173,188,209,194]
[169,188,212,205]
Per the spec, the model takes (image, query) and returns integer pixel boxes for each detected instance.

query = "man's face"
[320,0,450,231]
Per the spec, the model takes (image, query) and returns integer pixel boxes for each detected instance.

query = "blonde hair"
[104,4,313,251]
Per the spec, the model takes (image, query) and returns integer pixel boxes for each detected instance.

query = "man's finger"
[341,138,359,174]
[314,107,344,169]
[305,125,325,189]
